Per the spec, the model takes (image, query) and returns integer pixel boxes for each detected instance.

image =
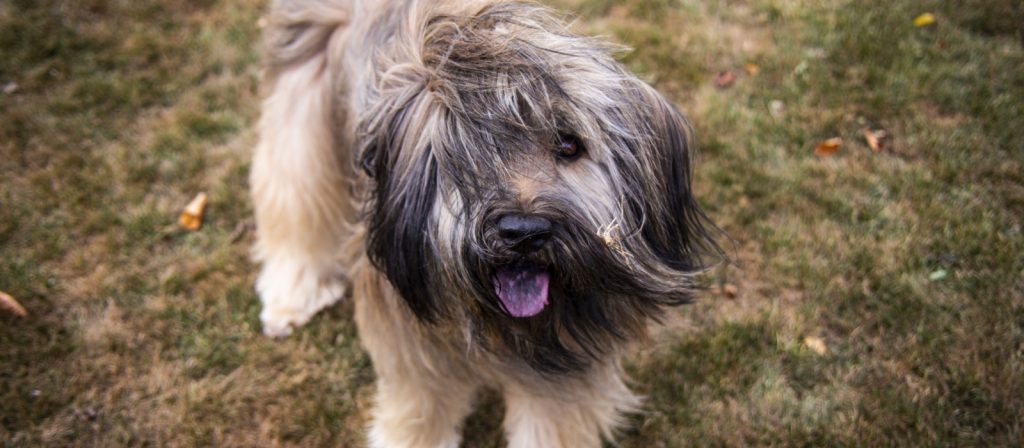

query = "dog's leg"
[367,374,477,448]
[364,347,478,447]
[502,365,639,448]
[354,275,478,447]
[252,2,353,337]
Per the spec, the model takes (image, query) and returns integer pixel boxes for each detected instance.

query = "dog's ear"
[633,86,722,272]
[359,84,444,322]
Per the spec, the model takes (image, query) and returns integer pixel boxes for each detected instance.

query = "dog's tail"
[261,0,351,80]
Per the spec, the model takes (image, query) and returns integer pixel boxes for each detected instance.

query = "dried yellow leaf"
[744,63,760,76]
[0,290,27,317]
[862,128,887,152]
[178,192,208,231]
[814,137,843,157]
[803,336,827,355]
[913,13,936,27]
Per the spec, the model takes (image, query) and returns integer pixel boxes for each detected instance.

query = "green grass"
[2,0,1022,445]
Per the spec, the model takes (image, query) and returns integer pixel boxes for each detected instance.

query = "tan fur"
[252,0,716,445]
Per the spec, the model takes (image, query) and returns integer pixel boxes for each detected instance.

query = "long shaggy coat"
[251,0,719,446]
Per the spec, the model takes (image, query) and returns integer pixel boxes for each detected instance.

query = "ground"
[1,0,1022,446]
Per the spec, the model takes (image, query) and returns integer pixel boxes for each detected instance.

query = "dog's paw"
[259,308,300,338]
[256,260,346,338]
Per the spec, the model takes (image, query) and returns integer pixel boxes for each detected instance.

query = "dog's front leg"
[367,375,477,448]
[502,364,639,448]
[251,29,353,337]
[355,282,478,447]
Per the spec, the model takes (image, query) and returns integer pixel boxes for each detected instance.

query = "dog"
[250,0,720,446]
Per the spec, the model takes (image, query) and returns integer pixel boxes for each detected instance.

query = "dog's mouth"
[493,264,550,318]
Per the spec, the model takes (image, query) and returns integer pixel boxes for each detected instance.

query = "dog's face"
[358,3,719,373]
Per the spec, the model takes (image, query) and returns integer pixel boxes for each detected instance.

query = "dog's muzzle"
[493,213,553,317]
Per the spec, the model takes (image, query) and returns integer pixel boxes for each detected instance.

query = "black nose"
[497,214,553,253]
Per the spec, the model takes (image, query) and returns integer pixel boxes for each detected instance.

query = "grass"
[1,0,1021,445]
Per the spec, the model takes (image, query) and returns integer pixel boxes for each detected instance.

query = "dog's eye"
[556,134,584,161]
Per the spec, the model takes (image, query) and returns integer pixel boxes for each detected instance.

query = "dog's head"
[358,2,721,372]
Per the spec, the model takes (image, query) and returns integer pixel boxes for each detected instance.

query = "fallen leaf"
[862,128,887,152]
[722,283,738,298]
[178,192,208,231]
[814,137,843,157]
[803,336,828,355]
[914,12,936,27]
[713,70,736,88]
[929,269,948,281]
[0,290,27,317]
[744,63,760,76]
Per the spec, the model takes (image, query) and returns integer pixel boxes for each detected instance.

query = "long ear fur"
[358,77,445,322]
[363,139,441,321]
[632,84,722,275]
[354,2,470,323]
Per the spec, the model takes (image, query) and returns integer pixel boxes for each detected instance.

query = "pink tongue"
[494,268,550,317]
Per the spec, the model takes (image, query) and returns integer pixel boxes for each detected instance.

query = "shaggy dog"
[251,0,720,446]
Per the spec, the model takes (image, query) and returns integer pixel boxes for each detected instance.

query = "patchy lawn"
[1,0,1021,446]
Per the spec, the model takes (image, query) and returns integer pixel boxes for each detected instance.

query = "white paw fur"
[256,256,346,337]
